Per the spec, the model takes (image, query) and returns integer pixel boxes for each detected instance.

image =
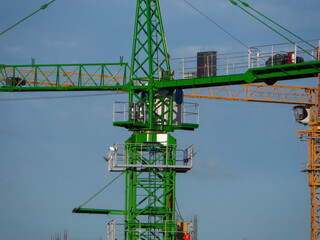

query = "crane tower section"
[107,1,198,240]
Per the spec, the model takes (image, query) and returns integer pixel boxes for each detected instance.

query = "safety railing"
[248,39,320,68]
[165,39,320,79]
[107,219,193,240]
[113,102,130,122]
[113,101,199,126]
[183,102,199,125]
[106,143,194,172]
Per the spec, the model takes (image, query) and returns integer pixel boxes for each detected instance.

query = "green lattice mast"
[72,1,197,239]
[115,1,195,239]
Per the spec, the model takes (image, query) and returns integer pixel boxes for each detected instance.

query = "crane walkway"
[1,39,320,92]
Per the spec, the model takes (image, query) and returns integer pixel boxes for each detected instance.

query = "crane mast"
[116,2,191,239]
[75,1,194,240]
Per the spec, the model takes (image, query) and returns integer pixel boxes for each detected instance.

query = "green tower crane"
[1,1,320,240]
[73,2,198,239]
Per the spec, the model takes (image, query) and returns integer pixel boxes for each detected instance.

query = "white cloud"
[193,158,241,179]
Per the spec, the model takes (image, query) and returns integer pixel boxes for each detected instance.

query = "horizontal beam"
[184,83,318,105]
[1,61,320,92]
[0,63,129,92]
[72,207,125,215]
[0,86,124,92]
[155,61,320,89]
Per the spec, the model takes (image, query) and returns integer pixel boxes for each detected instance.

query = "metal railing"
[113,102,129,122]
[166,39,320,79]
[107,143,194,172]
[183,102,199,125]
[113,101,199,126]
[107,219,193,240]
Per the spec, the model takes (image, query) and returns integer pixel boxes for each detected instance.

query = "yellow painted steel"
[186,80,320,240]
[297,126,320,240]
[177,222,187,240]
[184,83,317,105]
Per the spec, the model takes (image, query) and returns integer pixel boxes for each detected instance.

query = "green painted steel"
[155,61,320,89]
[1,61,320,92]
[2,1,320,240]
[128,0,175,133]
[124,1,178,239]
[72,208,125,215]
[124,132,177,240]
[0,62,129,92]
[66,1,181,239]
[130,0,171,82]
[230,0,316,59]
[0,0,56,37]
[113,121,199,132]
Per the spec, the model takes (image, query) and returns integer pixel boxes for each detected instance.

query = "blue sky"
[0,0,319,240]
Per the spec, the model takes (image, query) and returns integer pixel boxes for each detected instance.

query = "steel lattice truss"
[130,0,171,81]
[2,0,320,240]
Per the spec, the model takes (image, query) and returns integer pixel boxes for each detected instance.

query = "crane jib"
[1,61,320,92]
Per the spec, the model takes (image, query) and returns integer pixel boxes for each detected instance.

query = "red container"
[288,51,294,64]
[184,234,191,240]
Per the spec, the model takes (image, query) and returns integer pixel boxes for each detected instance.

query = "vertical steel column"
[129,0,173,129]
[126,1,178,239]
[124,132,176,240]
[130,0,171,81]
[308,75,320,240]
[307,126,320,240]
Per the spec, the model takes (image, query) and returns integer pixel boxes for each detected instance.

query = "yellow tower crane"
[184,75,320,240]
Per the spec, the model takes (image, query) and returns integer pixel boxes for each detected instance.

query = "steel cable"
[182,0,249,49]
[0,0,57,37]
